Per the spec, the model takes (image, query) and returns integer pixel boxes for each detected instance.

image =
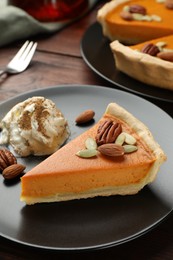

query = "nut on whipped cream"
[0,97,70,157]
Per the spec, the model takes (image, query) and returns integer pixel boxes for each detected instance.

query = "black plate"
[81,22,173,103]
[0,85,173,251]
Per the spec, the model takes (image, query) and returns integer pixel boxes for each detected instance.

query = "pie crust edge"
[110,40,173,90]
[97,0,136,44]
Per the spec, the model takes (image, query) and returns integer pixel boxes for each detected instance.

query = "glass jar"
[8,0,89,22]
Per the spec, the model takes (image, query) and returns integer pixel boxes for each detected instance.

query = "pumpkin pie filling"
[20,103,166,204]
[131,34,173,50]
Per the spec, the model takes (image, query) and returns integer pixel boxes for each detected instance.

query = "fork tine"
[11,41,30,61]
[22,42,38,68]
[0,40,37,76]
[19,41,35,61]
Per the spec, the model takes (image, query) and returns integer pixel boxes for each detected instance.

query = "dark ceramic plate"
[0,85,172,251]
[81,22,173,103]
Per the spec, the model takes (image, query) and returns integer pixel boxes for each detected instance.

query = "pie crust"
[105,103,166,180]
[97,0,131,43]
[110,40,173,90]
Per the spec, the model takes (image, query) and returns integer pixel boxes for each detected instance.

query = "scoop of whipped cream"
[0,96,70,156]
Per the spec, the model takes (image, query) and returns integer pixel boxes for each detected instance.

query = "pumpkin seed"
[123,132,136,145]
[123,5,130,12]
[132,13,144,21]
[156,42,167,48]
[156,0,165,3]
[85,137,97,150]
[115,133,126,146]
[123,145,138,153]
[151,14,162,22]
[76,149,97,158]
[163,48,173,53]
[142,15,152,21]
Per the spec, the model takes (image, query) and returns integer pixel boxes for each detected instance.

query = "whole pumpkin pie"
[97,0,173,44]
[20,103,166,205]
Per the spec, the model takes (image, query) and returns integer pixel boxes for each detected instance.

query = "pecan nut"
[141,43,160,56]
[0,148,17,171]
[129,4,147,15]
[165,0,173,9]
[96,119,122,146]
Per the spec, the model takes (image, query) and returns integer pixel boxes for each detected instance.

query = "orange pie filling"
[21,111,158,203]
[131,35,173,51]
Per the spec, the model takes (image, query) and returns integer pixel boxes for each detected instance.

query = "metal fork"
[0,41,37,77]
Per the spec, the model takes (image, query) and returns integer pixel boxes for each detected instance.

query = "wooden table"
[0,1,173,259]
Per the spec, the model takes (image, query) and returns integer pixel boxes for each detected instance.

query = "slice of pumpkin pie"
[20,103,166,205]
